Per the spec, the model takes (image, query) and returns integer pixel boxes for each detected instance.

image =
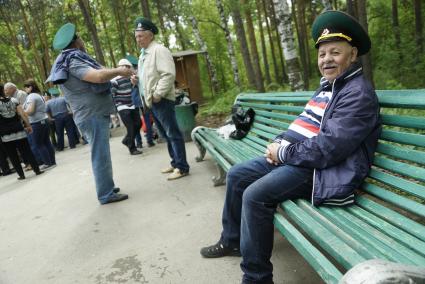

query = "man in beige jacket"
[131,17,189,180]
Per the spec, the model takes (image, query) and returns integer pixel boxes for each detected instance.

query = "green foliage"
[199,87,240,117]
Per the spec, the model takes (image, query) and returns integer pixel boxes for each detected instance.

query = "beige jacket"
[138,41,175,108]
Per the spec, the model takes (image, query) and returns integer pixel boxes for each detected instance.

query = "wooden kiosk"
[172,50,206,104]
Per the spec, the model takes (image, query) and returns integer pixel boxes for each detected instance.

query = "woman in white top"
[23,79,56,170]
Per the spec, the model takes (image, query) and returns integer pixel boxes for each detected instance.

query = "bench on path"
[191,90,425,283]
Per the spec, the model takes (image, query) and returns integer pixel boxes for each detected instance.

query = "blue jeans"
[151,99,189,172]
[142,108,155,145]
[54,113,77,150]
[221,157,313,284]
[77,115,117,204]
[30,120,56,166]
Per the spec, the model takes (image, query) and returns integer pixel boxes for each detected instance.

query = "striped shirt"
[111,76,135,111]
[275,78,333,163]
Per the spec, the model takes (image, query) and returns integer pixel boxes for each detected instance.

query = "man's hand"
[264,142,281,165]
[117,66,135,78]
[152,95,162,103]
[130,75,138,86]
[25,126,33,134]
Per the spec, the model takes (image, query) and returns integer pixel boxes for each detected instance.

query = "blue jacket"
[282,64,381,206]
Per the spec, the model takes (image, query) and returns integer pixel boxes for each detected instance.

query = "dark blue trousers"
[220,157,313,284]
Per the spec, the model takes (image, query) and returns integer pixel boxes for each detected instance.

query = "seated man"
[200,10,382,284]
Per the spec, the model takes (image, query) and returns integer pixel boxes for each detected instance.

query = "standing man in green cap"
[131,17,190,180]
[47,23,134,204]
[200,10,381,284]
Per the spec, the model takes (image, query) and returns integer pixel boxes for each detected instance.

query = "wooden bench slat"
[376,143,425,166]
[244,134,269,149]
[250,128,276,140]
[254,109,298,122]
[281,200,366,269]
[373,156,425,182]
[368,168,425,199]
[381,114,425,130]
[238,91,314,100]
[194,132,232,171]
[356,196,425,242]
[200,131,247,164]
[273,214,343,284]
[376,90,425,108]
[346,205,425,257]
[362,183,425,218]
[299,200,420,265]
[252,122,283,136]
[238,102,304,114]
[380,129,425,147]
[239,96,310,103]
[255,116,291,130]
[296,201,386,260]
[326,206,425,266]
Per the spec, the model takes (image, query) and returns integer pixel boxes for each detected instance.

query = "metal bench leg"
[191,127,206,162]
[212,163,226,186]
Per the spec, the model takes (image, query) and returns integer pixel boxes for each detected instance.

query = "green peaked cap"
[312,10,371,56]
[53,23,76,50]
[134,17,158,34]
[126,55,139,66]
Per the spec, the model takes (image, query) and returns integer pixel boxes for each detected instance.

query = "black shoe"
[200,241,241,258]
[17,176,25,180]
[130,150,143,155]
[35,171,45,176]
[1,170,13,176]
[148,142,155,147]
[113,187,120,193]
[101,193,128,205]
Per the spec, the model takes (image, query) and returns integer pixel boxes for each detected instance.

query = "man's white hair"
[4,82,17,90]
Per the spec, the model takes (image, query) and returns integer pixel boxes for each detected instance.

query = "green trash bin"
[175,102,197,142]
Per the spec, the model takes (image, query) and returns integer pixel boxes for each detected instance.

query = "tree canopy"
[0,0,424,94]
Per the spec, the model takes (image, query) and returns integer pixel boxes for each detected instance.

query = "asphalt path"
[0,128,322,284]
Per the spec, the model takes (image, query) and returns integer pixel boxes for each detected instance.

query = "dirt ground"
[195,113,229,128]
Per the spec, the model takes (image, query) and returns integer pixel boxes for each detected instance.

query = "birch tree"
[215,0,241,88]
[190,16,220,94]
[272,0,304,90]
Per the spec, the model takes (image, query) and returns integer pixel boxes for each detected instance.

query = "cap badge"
[321,28,330,36]
[137,23,142,28]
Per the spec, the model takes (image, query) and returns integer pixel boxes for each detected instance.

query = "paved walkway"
[0,129,322,284]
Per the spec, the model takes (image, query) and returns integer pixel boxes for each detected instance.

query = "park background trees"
[0,0,424,94]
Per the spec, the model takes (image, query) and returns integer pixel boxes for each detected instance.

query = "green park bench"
[191,90,425,283]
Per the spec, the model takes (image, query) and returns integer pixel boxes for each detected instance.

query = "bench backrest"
[235,90,425,232]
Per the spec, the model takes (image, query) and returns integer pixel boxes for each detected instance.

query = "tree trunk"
[294,0,309,89]
[356,0,374,86]
[391,0,402,70]
[269,0,287,83]
[414,0,423,58]
[77,0,105,65]
[96,0,116,67]
[320,0,333,10]
[347,0,358,18]
[241,0,265,92]
[255,0,271,85]
[0,6,32,79]
[272,0,304,91]
[230,0,257,90]
[155,0,170,48]
[215,0,241,88]
[140,0,151,19]
[262,0,280,84]
[26,0,51,80]
[121,1,135,56]
[18,0,46,84]
[190,16,220,95]
[109,1,127,58]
